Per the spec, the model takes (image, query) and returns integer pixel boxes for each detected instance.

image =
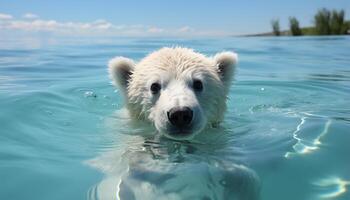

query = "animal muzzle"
[167,106,193,129]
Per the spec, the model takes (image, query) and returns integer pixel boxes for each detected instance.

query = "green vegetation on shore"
[271,19,281,36]
[289,17,302,36]
[247,8,349,36]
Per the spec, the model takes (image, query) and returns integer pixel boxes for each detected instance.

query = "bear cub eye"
[150,82,161,94]
[193,79,203,92]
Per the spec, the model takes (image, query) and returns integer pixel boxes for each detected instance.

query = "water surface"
[0,36,349,200]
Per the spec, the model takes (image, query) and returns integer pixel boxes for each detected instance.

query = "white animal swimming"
[86,48,260,200]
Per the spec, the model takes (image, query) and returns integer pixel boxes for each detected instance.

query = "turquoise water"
[0,36,349,200]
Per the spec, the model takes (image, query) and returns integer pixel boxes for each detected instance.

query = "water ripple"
[313,176,350,199]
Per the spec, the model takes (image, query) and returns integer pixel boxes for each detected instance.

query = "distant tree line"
[271,19,280,36]
[271,8,349,36]
[289,17,302,36]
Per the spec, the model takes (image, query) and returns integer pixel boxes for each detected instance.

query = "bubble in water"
[220,180,227,186]
[45,110,53,116]
[84,91,97,98]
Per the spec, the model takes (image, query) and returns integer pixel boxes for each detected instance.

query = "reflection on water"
[313,177,350,199]
[285,115,332,158]
[308,73,350,82]
[88,113,261,200]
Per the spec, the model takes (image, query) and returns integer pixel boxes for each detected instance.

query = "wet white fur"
[108,47,237,140]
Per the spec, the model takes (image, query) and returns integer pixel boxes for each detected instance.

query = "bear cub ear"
[214,51,238,87]
[108,57,135,95]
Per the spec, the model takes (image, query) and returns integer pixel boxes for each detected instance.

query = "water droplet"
[261,87,265,91]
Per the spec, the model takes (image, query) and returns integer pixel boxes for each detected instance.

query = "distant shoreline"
[241,30,350,37]
[242,20,350,37]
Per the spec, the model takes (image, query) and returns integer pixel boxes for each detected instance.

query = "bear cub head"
[108,47,237,140]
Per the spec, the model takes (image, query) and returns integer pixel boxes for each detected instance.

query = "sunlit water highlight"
[0,36,349,200]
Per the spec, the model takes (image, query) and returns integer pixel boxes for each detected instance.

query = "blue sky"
[0,0,349,37]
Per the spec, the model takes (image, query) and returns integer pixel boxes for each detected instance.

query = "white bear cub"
[108,47,237,140]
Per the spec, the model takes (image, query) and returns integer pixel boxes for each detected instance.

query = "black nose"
[167,107,193,128]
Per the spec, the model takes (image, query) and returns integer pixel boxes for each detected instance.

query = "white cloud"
[147,27,164,33]
[177,26,194,33]
[1,18,159,36]
[0,13,13,20]
[0,12,228,37]
[23,13,39,19]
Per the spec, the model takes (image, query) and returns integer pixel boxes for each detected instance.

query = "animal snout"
[167,107,193,128]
